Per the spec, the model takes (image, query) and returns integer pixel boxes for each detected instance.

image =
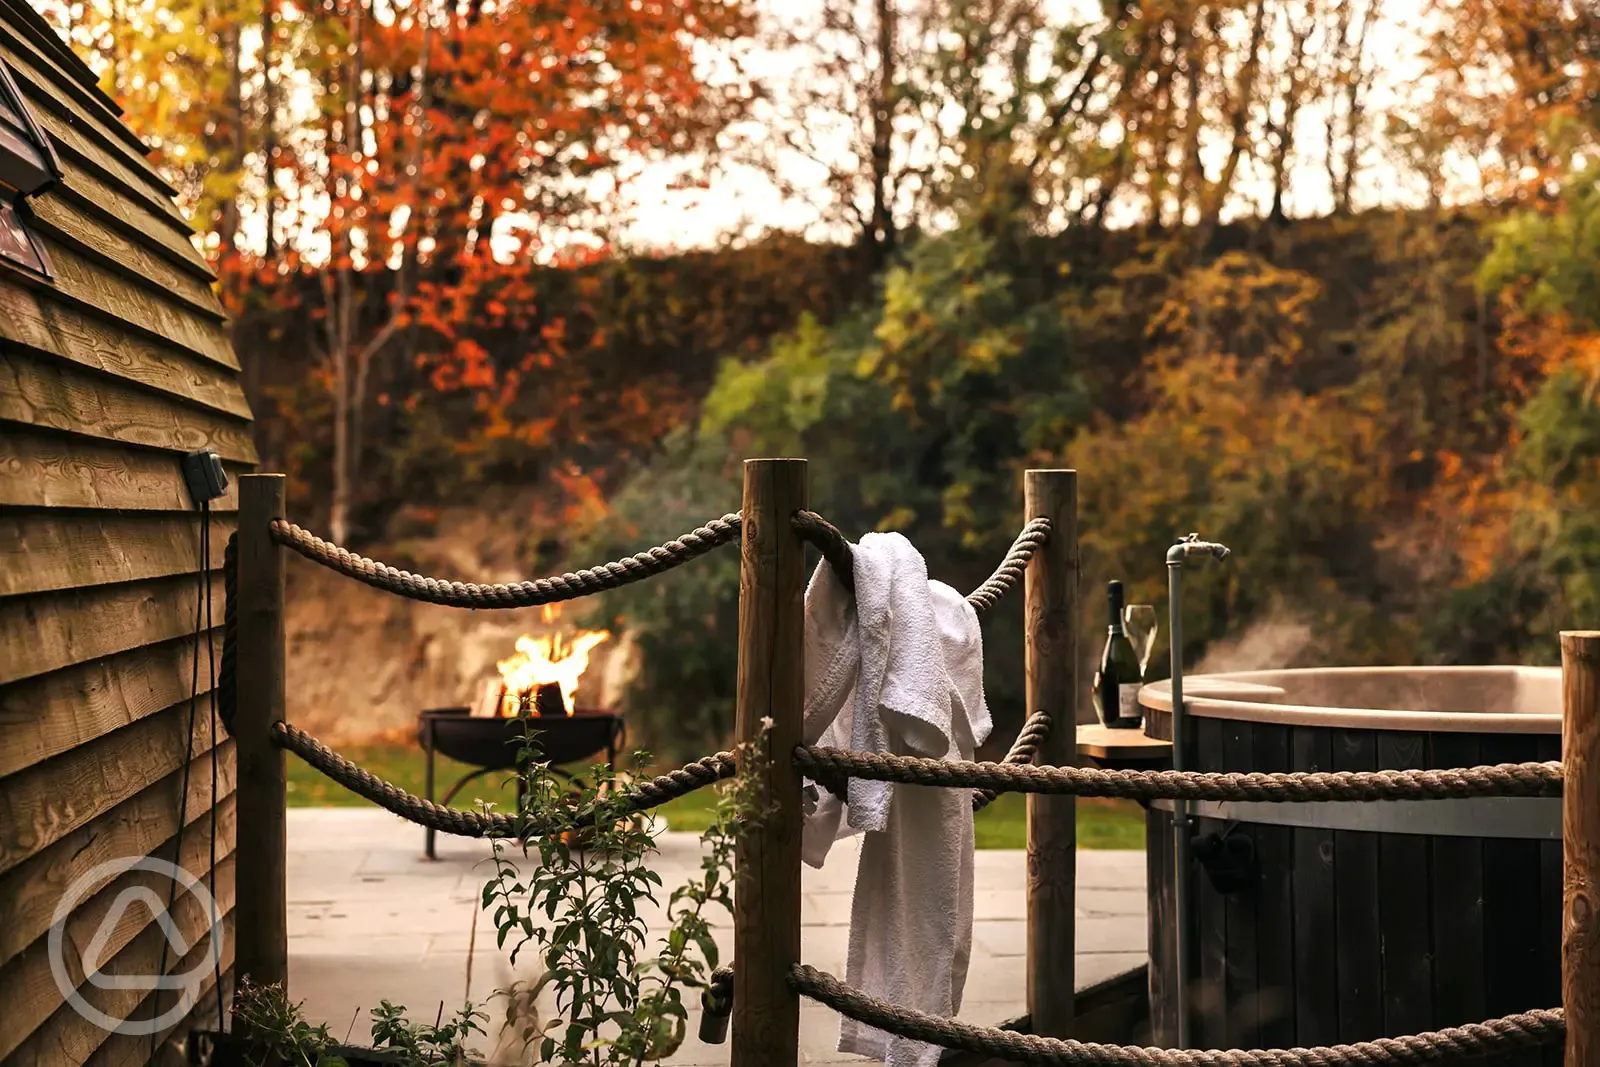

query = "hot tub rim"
[1138,665,1560,734]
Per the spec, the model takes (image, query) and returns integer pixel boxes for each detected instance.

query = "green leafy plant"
[232,979,485,1066]
[481,720,767,1064]
[232,721,764,1065]
[232,979,347,1067]
[370,1000,487,1064]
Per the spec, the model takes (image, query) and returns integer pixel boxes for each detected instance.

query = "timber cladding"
[0,0,253,1062]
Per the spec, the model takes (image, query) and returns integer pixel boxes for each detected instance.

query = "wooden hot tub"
[1138,667,1562,1063]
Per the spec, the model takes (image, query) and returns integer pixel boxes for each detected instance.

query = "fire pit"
[419,705,623,770]
[417,618,623,859]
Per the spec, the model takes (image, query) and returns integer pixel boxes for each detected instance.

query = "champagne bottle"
[1093,580,1144,729]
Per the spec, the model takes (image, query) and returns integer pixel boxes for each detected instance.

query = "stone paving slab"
[284,809,1148,1064]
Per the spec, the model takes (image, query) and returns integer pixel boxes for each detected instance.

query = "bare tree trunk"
[1147,18,1182,228]
[329,0,364,546]
[1087,137,1132,231]
[325,268,351,545]
[1269,1,1316,223]
[351,0,432,497]
[1323,0,1352,211]
[261,0,278,265]
[1337,0,1378,213]
[109,0,126,101]
[1178,15,1206,229]
[217,16,244,261]
[867,0,896,267]
[1196,0,1267,246]
[242,0,277,412]
[344,0,368,525]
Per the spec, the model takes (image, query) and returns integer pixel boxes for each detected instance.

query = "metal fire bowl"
[417,707,623,769]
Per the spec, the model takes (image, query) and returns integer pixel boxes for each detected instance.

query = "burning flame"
[496,610,611,717]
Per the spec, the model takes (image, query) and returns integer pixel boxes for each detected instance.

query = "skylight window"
[0,199,46,275]
[0,59,58,279]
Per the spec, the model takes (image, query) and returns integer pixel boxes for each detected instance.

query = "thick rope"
[704,965,734,1015]
[790,965,1562,1066]
[709,965,734,1005]
[790,513,1054,616]
[792,510,857,593]
[698,963,737,1043]
[269,514,743,608]
[811,709,1056,812]
[964,520,1056,808]
[972,710,1053,812]
[794,747,1564,802]
[218,533,238,736]
[272,722,736,836]
[966,517,1052,616]
[268,507,1046,618]
[276,721,519,835]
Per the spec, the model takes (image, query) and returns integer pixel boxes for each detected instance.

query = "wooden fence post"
[1563,631,1600,1067]
[1025,469,1079,1038]
[235,474,289,993]
[731,458,807,1067]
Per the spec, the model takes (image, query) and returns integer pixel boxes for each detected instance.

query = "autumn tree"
[747,0,932,268]
[48,0,757,542]
[1422,0,1600,202]
[41,0,262,263]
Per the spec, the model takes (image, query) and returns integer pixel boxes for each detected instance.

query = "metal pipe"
[1166,559,1192,1049]
[1164,532,1229,1049]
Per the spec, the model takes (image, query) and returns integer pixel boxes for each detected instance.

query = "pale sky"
[596,0,1455,253]
[225,0,1466,262]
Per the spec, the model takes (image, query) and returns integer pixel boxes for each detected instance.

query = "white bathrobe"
[801,532,991,1067]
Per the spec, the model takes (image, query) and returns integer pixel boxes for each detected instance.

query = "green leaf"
[693,931,719,968]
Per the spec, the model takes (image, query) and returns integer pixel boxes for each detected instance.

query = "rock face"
[283,499,635,745]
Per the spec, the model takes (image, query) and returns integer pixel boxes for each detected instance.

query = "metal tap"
[1166,532,1231,566]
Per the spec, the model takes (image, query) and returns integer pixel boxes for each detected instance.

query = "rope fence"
[267,714,1564,829]
[966,517,1052,615]
[792,509,858,594]
[788,965,1564,1067]
[795,747,1564,803]
[269,513,744,608]
[259,504,1058,833]
[230,478,1582,1066]
[973,709,1053,812]
[268,508,1047,617]
[271,721,736,836]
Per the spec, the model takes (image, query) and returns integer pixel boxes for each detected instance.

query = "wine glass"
[1123,603,1159,677]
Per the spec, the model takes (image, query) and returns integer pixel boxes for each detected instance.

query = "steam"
[1194,608,1314,674]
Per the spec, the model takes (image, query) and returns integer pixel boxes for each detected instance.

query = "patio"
[284,808,1149,1064]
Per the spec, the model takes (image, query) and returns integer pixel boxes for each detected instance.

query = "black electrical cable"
[204,502,223,1031]
[149,500,208,1060]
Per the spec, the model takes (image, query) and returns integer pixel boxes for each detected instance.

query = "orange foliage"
[1408,285,1600,589]
[193,0,756,531]
[1424,0,1600,198]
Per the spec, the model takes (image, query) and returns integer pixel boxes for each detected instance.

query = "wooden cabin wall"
[0,1,253,1062]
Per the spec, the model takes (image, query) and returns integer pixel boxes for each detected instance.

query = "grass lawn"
[286,744,1146,850]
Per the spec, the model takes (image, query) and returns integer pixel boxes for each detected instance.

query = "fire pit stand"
[418,698,624,860]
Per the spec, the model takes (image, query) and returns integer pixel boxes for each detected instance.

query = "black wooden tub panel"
[1145,719,1562,1063]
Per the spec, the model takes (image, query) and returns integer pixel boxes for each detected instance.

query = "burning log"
[529,682,565,719]
[494,612,611,718]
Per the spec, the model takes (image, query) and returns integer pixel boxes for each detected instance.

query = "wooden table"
[1076,723,1173,770]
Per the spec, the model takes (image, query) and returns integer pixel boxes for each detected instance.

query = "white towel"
[800,532,992,1067]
